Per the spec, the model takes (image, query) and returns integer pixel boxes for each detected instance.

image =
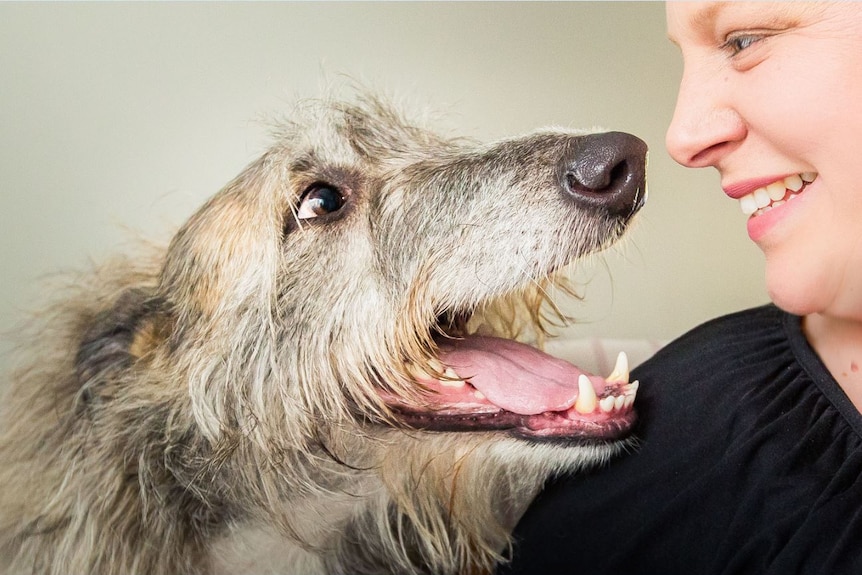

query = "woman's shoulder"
[668,303,786,347]
[630,303,805,425]
[637,303,793,376]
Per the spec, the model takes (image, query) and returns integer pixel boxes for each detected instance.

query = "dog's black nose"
[563,132,648,219]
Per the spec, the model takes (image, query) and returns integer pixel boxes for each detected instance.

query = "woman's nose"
[665,67,747,168]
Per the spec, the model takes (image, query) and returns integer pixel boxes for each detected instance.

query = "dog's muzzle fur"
[0,93,647,575]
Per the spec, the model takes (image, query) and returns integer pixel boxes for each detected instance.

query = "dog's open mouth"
[383,334,638,442]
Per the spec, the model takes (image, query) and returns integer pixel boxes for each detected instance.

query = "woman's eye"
[297,184,345,220]
[721,33,765,56]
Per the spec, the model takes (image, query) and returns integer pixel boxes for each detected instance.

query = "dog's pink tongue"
[438,336,603,415]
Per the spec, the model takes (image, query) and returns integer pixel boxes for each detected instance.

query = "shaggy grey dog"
[0,94,646,575]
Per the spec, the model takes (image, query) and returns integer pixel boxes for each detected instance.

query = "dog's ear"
[75,288,168,387]
[159,154,287,322]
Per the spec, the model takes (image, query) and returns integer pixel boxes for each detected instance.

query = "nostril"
[562,132,647,219]
[566,159,630,195]
[609,160,629,187]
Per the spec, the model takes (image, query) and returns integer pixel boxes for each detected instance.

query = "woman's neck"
[803,312,862,413]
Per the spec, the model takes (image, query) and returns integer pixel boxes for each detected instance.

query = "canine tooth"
[575,374,598,414]
[624,395,635,409]
[800,172,817,183]
[599,396,616,413]
[766,181,786,201]
[628,380,640,395]
[606,351,630,383]
[784,174,804,192]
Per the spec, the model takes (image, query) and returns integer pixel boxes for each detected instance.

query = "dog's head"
[143,94,647,454]
[46,93,650,573]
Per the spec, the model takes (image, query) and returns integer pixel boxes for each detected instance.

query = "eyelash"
[720,33,766,56]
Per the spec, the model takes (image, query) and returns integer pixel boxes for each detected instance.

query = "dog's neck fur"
[208,488,375,575]
[205,431,549,575]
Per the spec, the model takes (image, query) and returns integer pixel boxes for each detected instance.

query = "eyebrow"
[666,1,727,46]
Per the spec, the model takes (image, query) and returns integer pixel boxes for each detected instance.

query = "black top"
[500,305,862,575]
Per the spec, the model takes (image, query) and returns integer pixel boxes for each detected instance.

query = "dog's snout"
[563,132,648,219]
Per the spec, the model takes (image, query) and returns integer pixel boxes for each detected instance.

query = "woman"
[500,3,862,573]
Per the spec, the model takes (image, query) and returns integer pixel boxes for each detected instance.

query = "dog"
[0,93,646,575]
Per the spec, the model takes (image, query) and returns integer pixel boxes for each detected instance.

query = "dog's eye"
[297,184,345,220]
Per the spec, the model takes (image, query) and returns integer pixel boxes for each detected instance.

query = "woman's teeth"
[739,172,817,216]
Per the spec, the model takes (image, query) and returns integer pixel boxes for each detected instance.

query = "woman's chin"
[766,276,826,318]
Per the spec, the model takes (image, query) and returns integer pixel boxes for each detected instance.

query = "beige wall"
[0,2,767,372]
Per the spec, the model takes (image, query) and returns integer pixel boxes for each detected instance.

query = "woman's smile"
[722,172,819,241]
[734,172,816,217]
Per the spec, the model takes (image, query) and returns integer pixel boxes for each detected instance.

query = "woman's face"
[666,2,862,320]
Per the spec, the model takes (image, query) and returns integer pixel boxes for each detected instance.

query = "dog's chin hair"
[323,434,629,575]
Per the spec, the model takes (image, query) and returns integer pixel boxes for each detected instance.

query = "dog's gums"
[388,339,637,440]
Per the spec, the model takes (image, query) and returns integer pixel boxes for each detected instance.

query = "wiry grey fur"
[0,93,642,575]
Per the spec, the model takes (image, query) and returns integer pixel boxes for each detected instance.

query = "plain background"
[0,2,767,375]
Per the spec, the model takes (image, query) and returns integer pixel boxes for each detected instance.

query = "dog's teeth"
[406,362,433,381]
[406,359,467,388]
[474,390,486,400]
[606,351,630,383]
[440,367,466,388]
[575,374,598,414]
[599,396,616,413]
[427,358,445,373]
[440,380,466,388]
[626,380,639,408]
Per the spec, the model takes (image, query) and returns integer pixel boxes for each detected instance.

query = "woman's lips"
[721,172,818,241]
[734,172,816,217]
[736,172,818,242]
